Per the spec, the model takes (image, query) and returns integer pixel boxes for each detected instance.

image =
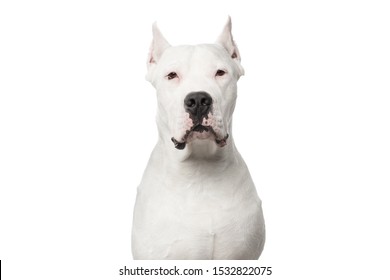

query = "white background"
[1,0,389,279]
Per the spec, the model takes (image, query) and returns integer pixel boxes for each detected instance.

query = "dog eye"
[215,69,226,77]
[167,72,178,80]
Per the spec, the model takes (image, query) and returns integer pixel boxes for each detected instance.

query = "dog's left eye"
[215,69,226,77]
[167,72,178,80]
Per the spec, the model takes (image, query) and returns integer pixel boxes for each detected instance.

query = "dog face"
[146,18,244,150]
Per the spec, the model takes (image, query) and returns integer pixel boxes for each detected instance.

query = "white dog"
[132,17,265,260]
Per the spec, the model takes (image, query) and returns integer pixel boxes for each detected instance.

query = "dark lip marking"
[171,137,186,150]
[192,125,209,133]
[215,134,229,147]
[171,125,229,150]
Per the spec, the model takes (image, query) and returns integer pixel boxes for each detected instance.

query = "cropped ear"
[147,23,171,68]
[216,16,241,61]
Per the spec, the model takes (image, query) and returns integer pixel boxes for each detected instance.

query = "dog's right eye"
[167,72,178,80]
[215,69,226,77]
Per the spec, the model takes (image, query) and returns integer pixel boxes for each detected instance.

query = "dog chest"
[132,179,264,259]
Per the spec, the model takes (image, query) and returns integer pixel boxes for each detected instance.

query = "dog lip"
[215,133,229,147]
[192,125,209,133]
[171,137,186,150]
[171,125,228,150]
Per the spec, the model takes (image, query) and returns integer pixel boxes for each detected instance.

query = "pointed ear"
[147,23,171,67]
[216,16,241,61]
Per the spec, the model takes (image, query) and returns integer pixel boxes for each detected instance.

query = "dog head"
[146,17,244,151]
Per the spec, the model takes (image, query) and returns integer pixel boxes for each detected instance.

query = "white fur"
[132,17,265,260]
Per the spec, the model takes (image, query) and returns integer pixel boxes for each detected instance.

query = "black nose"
[184,91,213,122]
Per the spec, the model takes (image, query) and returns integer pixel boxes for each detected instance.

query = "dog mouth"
[171,125,229,150]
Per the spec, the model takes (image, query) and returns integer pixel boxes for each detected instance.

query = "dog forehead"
[160,44,232,70]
